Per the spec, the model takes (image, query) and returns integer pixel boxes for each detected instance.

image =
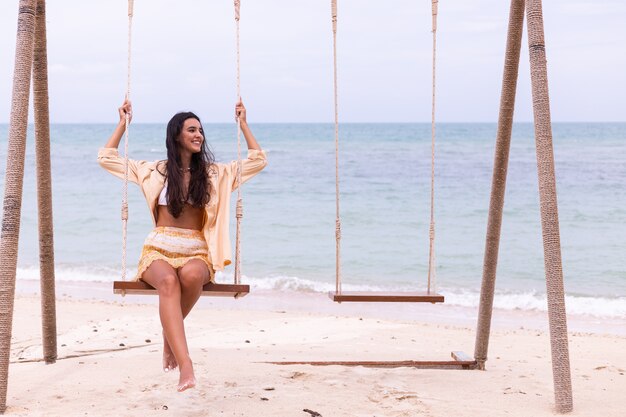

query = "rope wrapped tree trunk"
[0,0,38,412]
[526,0,573,412]
[474,0,525,370]
[33,0,57,365]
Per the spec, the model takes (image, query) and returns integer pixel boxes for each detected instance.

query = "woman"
[98,99,267,392]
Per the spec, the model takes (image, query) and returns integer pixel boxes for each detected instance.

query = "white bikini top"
[158,182,169,206]
[158,182,195,206]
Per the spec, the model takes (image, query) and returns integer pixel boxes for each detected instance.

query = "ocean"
[1,122,624,319]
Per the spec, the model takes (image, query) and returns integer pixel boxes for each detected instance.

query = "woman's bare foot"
[163,334,178,372]
[177,363,196,392]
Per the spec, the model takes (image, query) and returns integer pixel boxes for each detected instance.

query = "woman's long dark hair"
[162,112,214,218]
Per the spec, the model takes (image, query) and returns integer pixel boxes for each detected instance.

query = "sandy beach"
[1,0,625,415]
[4,281,625,417]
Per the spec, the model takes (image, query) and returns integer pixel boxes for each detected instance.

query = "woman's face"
[178,118,204,154]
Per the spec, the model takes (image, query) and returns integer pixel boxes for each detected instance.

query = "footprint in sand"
[366,385,430,416]
[283,370,311,380]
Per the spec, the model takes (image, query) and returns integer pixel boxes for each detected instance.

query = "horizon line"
[1,120,625,125]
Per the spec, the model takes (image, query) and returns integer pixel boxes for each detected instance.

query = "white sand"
[4,282,626,416]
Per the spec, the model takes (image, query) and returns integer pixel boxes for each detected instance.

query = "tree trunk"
[474,0,525,370]
[33,0,57,365]
[526,0,573,412]
[0,0,38,413]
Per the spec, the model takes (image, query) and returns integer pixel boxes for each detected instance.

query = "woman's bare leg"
[160,260,210,376]
[163,259,210,391]
[161,334,177,373]
[142,260,195,392]
[142,262,180,372]
[178,259,211,316]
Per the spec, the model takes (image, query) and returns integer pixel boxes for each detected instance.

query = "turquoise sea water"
[1,123,625,318]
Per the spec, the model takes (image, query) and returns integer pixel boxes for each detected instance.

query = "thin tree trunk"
[33,0,57,365]
[474,0,525,370]
[526,0,573,412]
[0,0,38,413]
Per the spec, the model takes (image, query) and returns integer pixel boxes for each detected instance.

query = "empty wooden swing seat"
[113,281,250,298]
[329,291,444,303]
[327,0,445,306]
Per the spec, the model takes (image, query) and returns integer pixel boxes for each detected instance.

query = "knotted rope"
[332,1,439,294]
[121,0,134,285]
[427,0,438,294]
[331,0,342,294]
[233,0,244,285]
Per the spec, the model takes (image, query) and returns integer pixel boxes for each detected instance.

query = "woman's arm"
[235,100,261,150]
[229,100,267,190]
[104,99,133,148]
[98,99,150,184]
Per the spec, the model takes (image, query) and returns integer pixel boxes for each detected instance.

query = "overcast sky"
[1,0,625,123]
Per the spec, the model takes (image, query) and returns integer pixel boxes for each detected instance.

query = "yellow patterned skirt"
[135,226,214,282]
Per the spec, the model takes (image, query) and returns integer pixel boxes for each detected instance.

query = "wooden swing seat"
[329,291,444,303]
[113,281,249,298]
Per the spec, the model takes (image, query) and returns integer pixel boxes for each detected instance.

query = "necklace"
[181,167,191,172]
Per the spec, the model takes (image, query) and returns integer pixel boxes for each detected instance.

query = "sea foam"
[22,266,623,318]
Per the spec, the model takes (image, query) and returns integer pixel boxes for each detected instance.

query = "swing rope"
[114,1,248,295]
[331,0,342,294]
[427,0,438,294]
[121,0,134,284]
[234,0,244,285]
[331,1,440,296]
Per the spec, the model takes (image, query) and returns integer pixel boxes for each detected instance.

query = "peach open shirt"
[98,147,267,271]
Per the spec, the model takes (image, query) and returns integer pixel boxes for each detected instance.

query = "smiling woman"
[158,113,213,226]
[93,0,271,394]
[98,99,267,392]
